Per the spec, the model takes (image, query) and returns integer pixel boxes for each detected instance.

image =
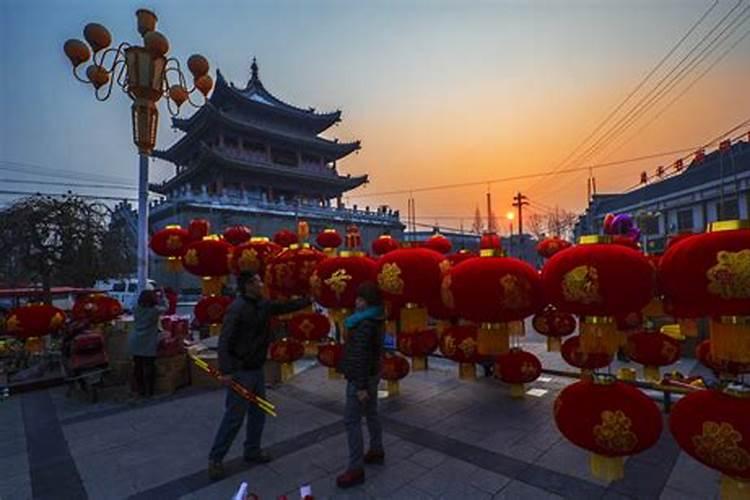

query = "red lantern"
[532,305,577,351]
[223,225,252,246]
[229,237,281,276]
[624,331,681,382]
[188,218,210,242]
[317,341,344,379]
[316,228,343,255]
[611,235,640,250]
[6,304,66,340]
[561,336,613,377]
[289,312,330,356]
[542,237,655,356]
[371,233,400,256]
[266,244,326,299]
[397,329,438,370]
[376,248,446,333]
[439,324,479,379]
[381,352,410,395]
[660,220,750,363]
[537,237,571,259]
[670,386,750,498]
[194,295,232,336]
[273,229,298,248]
[424,233,452,254]
[444,255,543,355]
[183,236,232,296]
[150,224,190,272]
[696,340,750,379]
[495,348,542,398]
[480,231,502,252]
[310,252,377,333]
[269,337,305,381]
[72,295,123,323]
[447,249,476,266]
[554,377,663,481]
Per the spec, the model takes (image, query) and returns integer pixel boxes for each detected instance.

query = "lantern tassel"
[411,355,427,371]
[580,317,620,356]
[589,454,624,482]
[386,380,400,396]
[304,341,319,357]
[643,365,660,382]
[509,383,525,399]
[400,304,428,333]
[710,317,750,364]
[280,362,294,382]
[209,324,222,337]
[547,337,562,352]
[477,322,510,356]
[720,475,750,500]
[327,367,342,380]
[166,257,183,273]
[202,276,224,296]
[459,362,476,380]
[509,320,525,338]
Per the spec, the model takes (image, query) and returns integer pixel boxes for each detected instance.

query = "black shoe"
[208,461,225,481]
[243,450,272,464]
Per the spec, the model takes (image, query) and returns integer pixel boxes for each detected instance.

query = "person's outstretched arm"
[268,297,311,316]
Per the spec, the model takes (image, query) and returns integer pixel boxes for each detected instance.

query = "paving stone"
[408,448,450,469]
[410,457,480,496]
[493,480,565,500]
[362,458,431,497]
[534,438,611,487]
[664,453,721,499]
[468,467,513,495]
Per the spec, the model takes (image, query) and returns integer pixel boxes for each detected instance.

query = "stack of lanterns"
[265,222,325,301]
[269,337,305,382]
[288,312,331,357]
[381,352,410,395]
[6,303,66,353]
[439,324,479,380]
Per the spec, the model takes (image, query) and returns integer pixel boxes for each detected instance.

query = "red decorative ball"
[532,307,576,338]
[194,295,232,325]
[317,342,343,368]
[6,304,66,339]
[376,248,445,305]
[537,237,571,259]
[316,228,343,249]
[311,254,377,309]
[496,348,541,384]
[150,225,189,258]
[269,338,305,363]
[381,352,410,381]
[624,331,681,367]
[288,312,331,342]
[439,325,478,363]
[561,336,613,370]
[371,234,400,256]
[183,238,232,278]
[188,218,210,242]
[397,329,438,357]
[229,237,282,276]
[223,225,252,246]
[72,295,123,323]
[424,233,452,254]
[273,229,298,248]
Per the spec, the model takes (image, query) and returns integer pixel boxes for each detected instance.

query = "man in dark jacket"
[208,271,310,480]
[336,281,385,489]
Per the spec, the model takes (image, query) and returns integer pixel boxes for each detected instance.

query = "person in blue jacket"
[129,289,168,398]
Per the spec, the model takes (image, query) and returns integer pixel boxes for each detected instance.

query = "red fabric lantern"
[317,341,344,378]
[611,235,640,250]
[696,340,750,379]
[480,232,502,251]
[150,224,190,272]
[397,329,438,370]
[670,387,750,498]
[223,225,252,246]
[495,348,542,398]
[316,228,343,255]
[288,312,330,342]
[266,244,326,299]
[188,218,210,242]
[229,237,281,276]
[273,229,298,248]
[624,331,681,381]
[561,335,613,376]
[424,233,452,254]
[376,248,446,333]
[72,295,123,323]
[660,220,750,363]
[537,237,571,259]
[194,295,232,336]
[183,236,232,295]
[269,337,305,381]
[542,238,655,356]
[554,377,663,481]
[447,249,476,266]
[381,352,410,395]
[444,256,543,355]
[6,304,66,339]
[532,305,577,351]
[371,234,400,256]
[439,324,479,379]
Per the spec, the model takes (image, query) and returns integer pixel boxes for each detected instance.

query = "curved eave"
[159,105,360,163]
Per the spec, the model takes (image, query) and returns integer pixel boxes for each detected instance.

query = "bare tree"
[527,213,547,240]
[546,206,579,239]
[471,205,483,234]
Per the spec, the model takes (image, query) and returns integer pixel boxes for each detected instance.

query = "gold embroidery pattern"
[442,336,457,356]
[184,249,199,267]
[6,315,20,332]
[378,263,404,295]
[299,319,316,336]
[166,235,183,251]
[325,269,353,300]
[593,410,638,453]
[500,275,531,309]
[49,312,65,330]
[458,338,476,357]
[441,275,455,309]
[707,250,750,299]
[238,249,259,272]
[562,265,602,304]
[693,421,750,472]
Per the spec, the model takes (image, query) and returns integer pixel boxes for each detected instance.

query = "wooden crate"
[105,326,131,363]
[155,354,189,394]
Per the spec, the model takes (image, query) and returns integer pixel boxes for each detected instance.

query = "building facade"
[575,139,750,253]
[147,59,403,289]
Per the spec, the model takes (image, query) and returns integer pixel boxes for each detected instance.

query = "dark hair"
[356,281,382,306]
[237,271,259,292]
[138,290,157,308]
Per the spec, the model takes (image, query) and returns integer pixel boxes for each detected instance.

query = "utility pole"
[512,192,529,237]
[486,189,494,232]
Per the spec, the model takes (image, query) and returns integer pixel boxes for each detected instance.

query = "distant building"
[145,59,403,289]
[576,139,750,253]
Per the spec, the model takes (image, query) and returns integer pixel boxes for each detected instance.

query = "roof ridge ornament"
[250,57,259,82]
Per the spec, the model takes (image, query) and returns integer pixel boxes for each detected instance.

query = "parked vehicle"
[94,278,158,312]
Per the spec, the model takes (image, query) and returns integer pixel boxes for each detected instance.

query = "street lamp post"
[63,9,213,292]
[506,211,515,257]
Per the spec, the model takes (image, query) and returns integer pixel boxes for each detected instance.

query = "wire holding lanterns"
[63,9,213,154]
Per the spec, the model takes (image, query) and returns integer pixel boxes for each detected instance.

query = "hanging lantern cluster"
[150,224,190,272]
[229,237,281,276]
[182,235,232,296]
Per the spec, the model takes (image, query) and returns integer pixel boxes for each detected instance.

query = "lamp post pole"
[137,154,150,291]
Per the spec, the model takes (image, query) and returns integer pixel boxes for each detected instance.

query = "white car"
[94,278,158,312]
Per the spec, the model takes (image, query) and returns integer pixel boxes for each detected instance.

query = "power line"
[0,189,139,202]
[0,160,134,185]
[0,178,138,191]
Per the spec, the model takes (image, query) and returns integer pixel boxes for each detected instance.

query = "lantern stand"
[63,9,213,293]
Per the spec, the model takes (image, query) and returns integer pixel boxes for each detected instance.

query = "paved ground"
[1,337,721,500]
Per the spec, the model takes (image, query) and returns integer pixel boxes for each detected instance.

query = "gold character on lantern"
[706,250,750,299]
[6,315,20,333]
[299,319,315,336]
[563,265,603,304]
[442,336,456,356]
[458,338,476,357]
[593,410,638,453]
[325,269,353,300]
[238,249,259,272]
[378,263,404,295]
[693,421,750,472]
[50,312,65,330]
[660,341,678,360]
[500,274,531,309]
[521,361,536,378]
[184,248,199,267]
[166,235,183,251]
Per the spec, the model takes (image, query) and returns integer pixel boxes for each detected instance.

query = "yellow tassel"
[643,365,660,382]
[617,367,637,381]
[547,337,562,352]
[590,454,624,482]
[202,276,223,296]
[281,362,294,382]
[166,257,183,273]
[400,304,428,333]
[510,383,525,399]
[412,356,427,371]
[710,317,750,364]
[679,318,699,338]
[581,369,594,381]
[580,317,619,356]
[459,363,476,380]
[509,320,525,338]
[304,341,319,357]
[24,337,44,354]
[386,380,400,396]
[720,475,750,500]
[209,324,221,337]
[477,323,510,356]
[328,367,342,380]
